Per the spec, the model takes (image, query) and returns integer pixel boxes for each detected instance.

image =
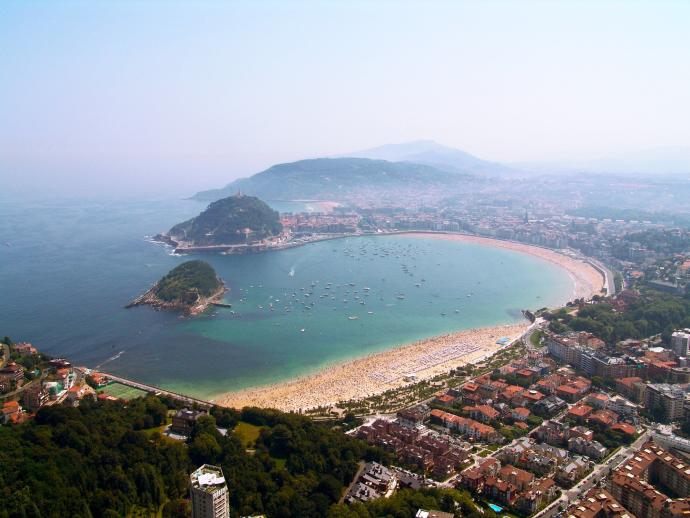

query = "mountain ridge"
[339,140,518,175]
[192,156,479,202]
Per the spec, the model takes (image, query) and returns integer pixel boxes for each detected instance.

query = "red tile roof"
[568,404,593,417]
[611,423,636,435]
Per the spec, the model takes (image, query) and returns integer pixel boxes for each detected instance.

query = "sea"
[0,196,573,400]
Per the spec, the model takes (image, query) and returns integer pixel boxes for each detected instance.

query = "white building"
[671,330,690,357]
[606,394,638,418]
[190,464,229,518]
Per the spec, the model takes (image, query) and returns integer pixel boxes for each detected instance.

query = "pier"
[82,369,214,410]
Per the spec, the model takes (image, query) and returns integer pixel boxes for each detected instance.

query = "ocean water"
[0,197,573,400]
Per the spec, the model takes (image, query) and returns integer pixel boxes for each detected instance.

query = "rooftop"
[190,464,226,493]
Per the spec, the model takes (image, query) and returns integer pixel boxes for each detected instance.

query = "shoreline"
[213,232,604,411]
[126,283,228,316]
[397,232,605,301]
[214,323,530,411]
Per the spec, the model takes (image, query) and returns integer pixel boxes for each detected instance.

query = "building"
[564,488,634,518]
[557,456,590,487]
[607,395,639,418]
[588,409,619,428]
[22,383,49,411]
[14,342,38,356]
[465,405,500,423]
[172,408,207,436]
[672,331,690,358]
[190,464,229,518]
[397,404,430,427]
[533,395,567,416]
[0,362,25,387]
[616,377,647,403]
[2,401,21,424]
[430,409,502,443]
[66,384,96,406]
[651,426,690,454]
[345,462,396,504]
[645,384,686,422]
[416,510,454,518]
[609,441,690,518]
[512,407,531,421]
[568,404,594,423]
[568,436,608,460]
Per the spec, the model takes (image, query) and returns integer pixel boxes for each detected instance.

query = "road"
[532,430,649,518]
[586,257,617,297]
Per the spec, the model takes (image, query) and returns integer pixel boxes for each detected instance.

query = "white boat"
[348,316,359,320]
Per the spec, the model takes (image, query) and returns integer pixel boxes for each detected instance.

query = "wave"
[96,350,125,369]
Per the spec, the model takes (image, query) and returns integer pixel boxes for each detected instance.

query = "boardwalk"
[82,369,214,409]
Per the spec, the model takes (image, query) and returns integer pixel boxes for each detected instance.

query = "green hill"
[169,194,282,246]
[127,260,226,314]
[153,260,222,303]
[192,157,477,202]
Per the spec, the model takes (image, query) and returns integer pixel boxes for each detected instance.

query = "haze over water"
[0,197,573,399]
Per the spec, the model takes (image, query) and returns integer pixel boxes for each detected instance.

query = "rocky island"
[126,260,227,315]
[160,193,283,253]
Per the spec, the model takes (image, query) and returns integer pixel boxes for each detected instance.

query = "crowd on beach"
[216,323,527,411]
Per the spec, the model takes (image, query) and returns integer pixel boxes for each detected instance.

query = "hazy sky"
[1,0,689,197]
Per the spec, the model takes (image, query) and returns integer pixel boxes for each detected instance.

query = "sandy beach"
[215,323,528,411]
[215,233,605,412]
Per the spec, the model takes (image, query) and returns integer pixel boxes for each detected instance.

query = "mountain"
[192,157,477,202]
[169,194,282,246]
[341,140,516,175]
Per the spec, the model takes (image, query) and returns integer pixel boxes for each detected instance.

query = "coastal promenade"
[77,368,213,410]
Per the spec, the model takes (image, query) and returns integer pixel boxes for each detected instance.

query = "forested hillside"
[0,397,390,518]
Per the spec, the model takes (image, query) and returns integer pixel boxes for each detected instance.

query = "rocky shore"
[126,282,227,316]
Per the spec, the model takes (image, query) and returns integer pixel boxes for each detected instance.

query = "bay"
[0,197,572,400]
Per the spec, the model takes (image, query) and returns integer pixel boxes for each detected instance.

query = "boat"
[300,328,306,332]
[348,316,359,320]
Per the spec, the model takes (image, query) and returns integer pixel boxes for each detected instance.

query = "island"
[126,260,227,315]
[163,193,283,252]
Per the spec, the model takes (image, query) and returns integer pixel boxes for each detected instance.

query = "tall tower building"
[671,330,690,358]
[190,464,229,518]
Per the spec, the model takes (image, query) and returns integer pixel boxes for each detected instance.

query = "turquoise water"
[488,504,504,513]
[0,197,573,400]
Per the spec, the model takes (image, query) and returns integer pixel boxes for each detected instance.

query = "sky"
[1,0,689,197]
